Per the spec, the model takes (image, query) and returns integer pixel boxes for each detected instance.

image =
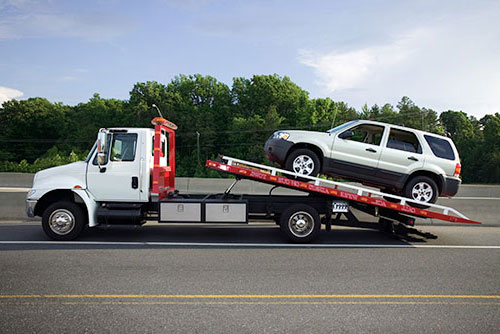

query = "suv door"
[87,132,142,201]
[329,123,385,179]
[376,128,424,189]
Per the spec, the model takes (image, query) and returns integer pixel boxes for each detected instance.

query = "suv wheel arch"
[285,143,324,170]
[404,171,443,196]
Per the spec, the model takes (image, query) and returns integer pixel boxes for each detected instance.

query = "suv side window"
[111,133,138,162]
[344,124,385,146]
[387,128,422,153]
[424,135,455,160]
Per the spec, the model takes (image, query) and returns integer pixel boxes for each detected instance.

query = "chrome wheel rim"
[411,182,433,202]
[292,155,314,175]
[48,209,75,235]
[288,211,314,238]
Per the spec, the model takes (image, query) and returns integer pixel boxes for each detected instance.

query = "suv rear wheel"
[404,176,438,207]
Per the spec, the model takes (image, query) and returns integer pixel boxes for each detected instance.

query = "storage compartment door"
[205,203,247,223]
[160,202,202,222]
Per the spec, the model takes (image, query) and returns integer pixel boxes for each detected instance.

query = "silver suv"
[264,120,462,204]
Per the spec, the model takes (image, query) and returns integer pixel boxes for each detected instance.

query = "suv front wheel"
[285,149,320,178]
[404,176,438,207]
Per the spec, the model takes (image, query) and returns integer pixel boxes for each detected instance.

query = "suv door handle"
[366,148,377,153]
[131,176,138,189]
[408,156,419,161]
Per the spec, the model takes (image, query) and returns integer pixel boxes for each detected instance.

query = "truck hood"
[32,161,87,191]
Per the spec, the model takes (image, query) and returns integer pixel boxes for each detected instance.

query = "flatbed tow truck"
[26,117,480,243]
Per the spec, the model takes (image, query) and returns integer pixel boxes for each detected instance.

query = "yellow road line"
[1,294,500,299]
[1,301,499,306]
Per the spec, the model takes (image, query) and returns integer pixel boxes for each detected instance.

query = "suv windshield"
[327,120,358,134]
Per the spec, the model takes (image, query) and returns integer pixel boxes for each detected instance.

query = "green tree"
[0,98,69,162]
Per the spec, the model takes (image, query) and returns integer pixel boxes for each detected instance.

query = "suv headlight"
[272,131,290,140]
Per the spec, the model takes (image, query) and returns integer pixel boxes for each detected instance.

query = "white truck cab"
[27,121,173,239]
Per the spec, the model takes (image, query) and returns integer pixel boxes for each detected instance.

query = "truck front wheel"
[42,202,86,241]
[280,204,321,243]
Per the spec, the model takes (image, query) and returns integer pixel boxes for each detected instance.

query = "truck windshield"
[85,142,97,162]
[327,120,358,134]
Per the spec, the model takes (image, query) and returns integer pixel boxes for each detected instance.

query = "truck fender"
[72,189,99,227]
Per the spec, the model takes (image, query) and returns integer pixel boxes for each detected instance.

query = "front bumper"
[264,138,294,164]
[26,199,37,218]
[441,177,461,197]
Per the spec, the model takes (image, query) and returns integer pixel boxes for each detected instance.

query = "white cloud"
[0,86,23,104]
[59,76,77,81]
[298,28,431,93]
[298,9,500,118]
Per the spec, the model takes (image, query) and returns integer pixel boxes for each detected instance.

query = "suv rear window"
[387,128,422,153]
[424,135,455,160]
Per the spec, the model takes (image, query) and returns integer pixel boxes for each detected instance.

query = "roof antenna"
[152,104,164,118]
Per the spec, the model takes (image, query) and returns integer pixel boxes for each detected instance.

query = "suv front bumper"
[264,138,294,164]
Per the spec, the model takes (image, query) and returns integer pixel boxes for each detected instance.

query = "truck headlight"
[272,131,290,140]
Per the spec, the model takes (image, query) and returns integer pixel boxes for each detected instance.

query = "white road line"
[0,187,30,192]
[440,197,500,200]
[0,241,499,249]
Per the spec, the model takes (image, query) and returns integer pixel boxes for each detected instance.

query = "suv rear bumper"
[264,139,294,164]
[441,177,461,197]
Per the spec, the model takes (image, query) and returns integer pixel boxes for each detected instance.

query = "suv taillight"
[454,163,461,177]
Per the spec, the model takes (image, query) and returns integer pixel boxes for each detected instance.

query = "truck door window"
[111,134,138,161]
[344,124,385,146]
[387,129,422,153]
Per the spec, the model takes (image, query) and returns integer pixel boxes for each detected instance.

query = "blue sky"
[1,0,499,118]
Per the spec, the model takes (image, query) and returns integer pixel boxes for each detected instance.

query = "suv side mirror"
[339,130,354,139]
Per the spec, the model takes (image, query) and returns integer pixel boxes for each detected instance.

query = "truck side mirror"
[97,130,108,168]
[339,130,354,139]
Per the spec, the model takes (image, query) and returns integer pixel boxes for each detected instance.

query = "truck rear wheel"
[280,204,321,243]
[42,202,86,241]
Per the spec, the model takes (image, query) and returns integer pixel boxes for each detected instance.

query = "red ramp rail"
[206,159,480,225]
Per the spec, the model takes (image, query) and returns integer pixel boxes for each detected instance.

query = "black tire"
[280,204,321,243]
[42,202,86,241]
[285,149,320,179]
[403,176,438,208]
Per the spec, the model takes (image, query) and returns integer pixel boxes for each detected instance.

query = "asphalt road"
[1,221,499,333]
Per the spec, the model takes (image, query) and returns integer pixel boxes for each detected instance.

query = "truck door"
[87,132,142,202]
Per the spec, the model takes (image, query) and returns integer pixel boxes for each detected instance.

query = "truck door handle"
[366,148,377,153]
[132,176,138,189]
[408,156,419,161]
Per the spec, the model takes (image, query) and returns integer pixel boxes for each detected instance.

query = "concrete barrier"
[1,173,498,226]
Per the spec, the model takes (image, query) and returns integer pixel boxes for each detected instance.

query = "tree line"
[0,74,499,183]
